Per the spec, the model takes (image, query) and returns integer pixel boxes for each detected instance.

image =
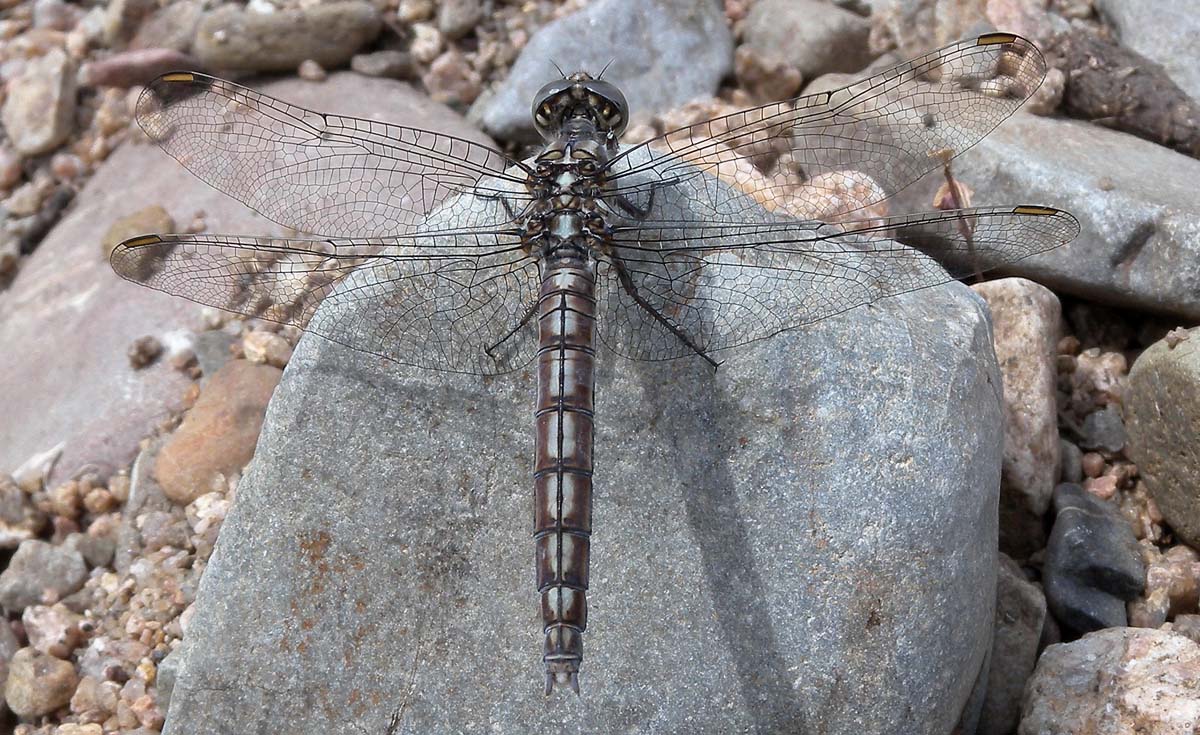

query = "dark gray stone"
[1059,439,1083,484]
[161,152,1003,733]
[1043,484,1145,634]
[1096,0,1200,102]
[1074,405,1126,453]
[979,554,1046,735]
[471,0,732,142]
[743,0,874,80]
[894,113,1200,323]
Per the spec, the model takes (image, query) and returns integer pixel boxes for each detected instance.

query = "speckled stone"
[1125,327,1200,547]
[160,152,1004,733]
[1020,628,1200,734]
[4,646,79,718]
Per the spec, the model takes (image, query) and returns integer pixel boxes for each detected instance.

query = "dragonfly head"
[532,71,628,143]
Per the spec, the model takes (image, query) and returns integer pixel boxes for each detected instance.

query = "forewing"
[135,72,529,238]
[110,229,542,375]
[594,206,1079,362]
[605,33,1045,219]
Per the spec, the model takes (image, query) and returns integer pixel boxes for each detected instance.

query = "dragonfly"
[110,32,1079,695]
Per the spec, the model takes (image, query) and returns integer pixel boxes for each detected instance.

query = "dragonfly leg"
[607,252,719,369]
[610,188,655,220]
[485,298,538,359]
[476,189,525,221]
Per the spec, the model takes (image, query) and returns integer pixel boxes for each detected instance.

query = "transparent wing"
[594,206,1079,362]
[605,33,1045,219]
[110,228,542,375]
[135,72,530,239]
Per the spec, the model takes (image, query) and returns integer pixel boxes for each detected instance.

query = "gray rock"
[894,112,1200,323]
[1124,327,1200,547]
[0,72,492,490]
[869,0,989,58]
[978,554,1046,735]
[436,0,481,40]
[973,278,1061,558]
[157,647,181,713]
[1059,439,1083,484]
[1043,484,1145,634]
[193,2,381,72]
[0,618,18,661]
[1019,628,1200,735]
[1074,405,1126,453]
[76,636,150,681]
[103,0,155,47]
[743,0,874,80]
[1096,0,1200,103]
[471,0,732,142]
[64,531,116,569]
[0,540,87,613]
[0,474,47,548]
[351,49,417,79]
[129,1,203,52]
[1,49,77,156]
[161,153,1003,732]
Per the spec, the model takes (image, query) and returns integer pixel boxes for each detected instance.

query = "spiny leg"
[607,252,719,369]
[485,298,538,360]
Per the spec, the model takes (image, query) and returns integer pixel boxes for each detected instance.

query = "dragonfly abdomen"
[533,260,597,695]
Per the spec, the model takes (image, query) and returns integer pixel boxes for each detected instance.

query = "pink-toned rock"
[423,48,482,106]
[242,330,293,368]
[1145,545,1200,618]
[4,646,79,718]
[1,48,77,156]
[974,278,1062,556]
[1172,615,1200,646]
[0,72,494,491]
[153,360,280,504]
[1020,628,1200,734]
[70,675,121,723]
[82,48,203,88]
[22,603,84,658]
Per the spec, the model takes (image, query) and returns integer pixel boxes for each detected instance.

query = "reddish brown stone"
[153,360,281,505]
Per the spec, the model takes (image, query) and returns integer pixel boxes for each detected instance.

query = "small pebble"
[1081,452,1105,478]
[127,335,163,369]
[242,331,293,368]
[4,647,79,717]
[297,59,327,81]
[410,23,444,64]
[1084,474,1117,500]
[351,49,417,79]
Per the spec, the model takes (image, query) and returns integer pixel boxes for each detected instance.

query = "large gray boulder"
[894,112,1200,322]
[161,158,1005,732]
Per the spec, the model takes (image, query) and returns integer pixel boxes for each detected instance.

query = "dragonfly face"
[109,32,1079,695]
[532,72,629,145]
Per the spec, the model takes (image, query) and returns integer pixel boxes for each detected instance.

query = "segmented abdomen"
[533,261,596,695]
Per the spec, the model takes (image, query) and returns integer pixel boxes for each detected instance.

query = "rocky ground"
[1,0,1199,733]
